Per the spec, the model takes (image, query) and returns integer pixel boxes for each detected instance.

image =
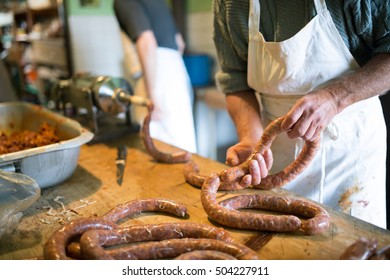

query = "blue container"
[183,54,211,87]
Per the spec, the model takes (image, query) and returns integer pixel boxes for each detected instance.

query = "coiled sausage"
[183,160,245,191]
[174,250,237,260]
[79,222,235,259]
[219,194,330,235]
[43,218,118,260]
[220,117,320,189]
[104,238,260,260]
[43,198,188,260]
[201,173,302,232]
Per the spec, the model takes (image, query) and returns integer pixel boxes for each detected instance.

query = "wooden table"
[1,134,389,260]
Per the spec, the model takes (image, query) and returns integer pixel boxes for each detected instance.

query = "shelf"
[2,1,72,103]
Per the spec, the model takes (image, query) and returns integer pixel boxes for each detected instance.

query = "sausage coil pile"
[201,173,330,235]
[183,117,330,235]
[220,116,321,190]
[43,198,259,260]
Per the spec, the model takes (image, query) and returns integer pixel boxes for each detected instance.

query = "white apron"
[248,0,387,228]
[120,33,197,153]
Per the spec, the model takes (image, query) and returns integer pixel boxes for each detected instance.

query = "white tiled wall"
[68,15,125,77]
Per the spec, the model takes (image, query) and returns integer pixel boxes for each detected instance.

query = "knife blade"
[115,145,127,186]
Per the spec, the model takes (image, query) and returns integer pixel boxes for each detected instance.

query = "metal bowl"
[0,102,94,188]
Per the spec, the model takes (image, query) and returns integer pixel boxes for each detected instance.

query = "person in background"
[113,0,197,153]
[213,0,390,228]
[0,41,18,102]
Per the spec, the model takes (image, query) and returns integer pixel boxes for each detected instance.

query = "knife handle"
[117,145,127,160]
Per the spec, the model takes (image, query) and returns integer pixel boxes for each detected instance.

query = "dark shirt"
[114,0,179,50]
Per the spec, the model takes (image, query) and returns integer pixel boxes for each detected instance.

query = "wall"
[67,0,115,15]
[66,0,123,76]
[67,0,212,14]
[66,0,215,77]
[187,0,212,13]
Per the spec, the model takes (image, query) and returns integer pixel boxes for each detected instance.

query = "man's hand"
[281,90,339,142]
[282,53,390,142]
[225,142,273,187]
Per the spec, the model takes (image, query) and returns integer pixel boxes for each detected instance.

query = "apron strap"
[249,0,260,37]
[313,0,327,13]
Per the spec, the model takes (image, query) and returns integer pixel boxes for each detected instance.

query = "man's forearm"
[226,90,263,143]
[325,53,390,113]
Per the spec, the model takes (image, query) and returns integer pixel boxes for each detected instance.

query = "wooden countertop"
[1,133,389,260]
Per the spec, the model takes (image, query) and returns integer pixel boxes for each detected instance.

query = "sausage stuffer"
[50,74,149,143]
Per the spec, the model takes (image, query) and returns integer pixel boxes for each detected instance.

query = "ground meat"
[0,122,60,155]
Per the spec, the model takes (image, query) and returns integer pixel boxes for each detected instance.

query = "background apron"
[120,33,197,153]
[247,0,386,228]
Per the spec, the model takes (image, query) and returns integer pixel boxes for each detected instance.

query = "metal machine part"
[50,74,147,142]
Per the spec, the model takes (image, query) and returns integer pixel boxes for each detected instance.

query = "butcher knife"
[115,145,127,186]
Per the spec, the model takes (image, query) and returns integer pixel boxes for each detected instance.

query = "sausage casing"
[183,160,245,191]
[101,198,187,222]
[201,173,302,232]
[44,198,188,260]
[43,218,117,260]
[105,238,260,260]
[219,194,330,235]
[339,238,378,260]
[220,117,320,189]
[80,222,234,259]
[174,250,237,260]
[142,103,192,163]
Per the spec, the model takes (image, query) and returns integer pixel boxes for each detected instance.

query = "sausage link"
[44,198,188,260]
[142,103,192,163]
[105,238,260,260]
[201,173,302,232]
[219,194,330,235]
[183,160,205,188]
[339,238,378,260]
[220,117,320,189]
[80,222,234,259]
[101,198,187,222]
[289,199,330,235]
[174,250,237,260]
[43,218,117,260]
[184,160,245,191]
[66,241,81,259]
[370,244,390,260]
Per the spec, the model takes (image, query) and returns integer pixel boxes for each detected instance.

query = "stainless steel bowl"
[0,102,94,188]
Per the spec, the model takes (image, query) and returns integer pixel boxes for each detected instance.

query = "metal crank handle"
[116,90,151,107]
